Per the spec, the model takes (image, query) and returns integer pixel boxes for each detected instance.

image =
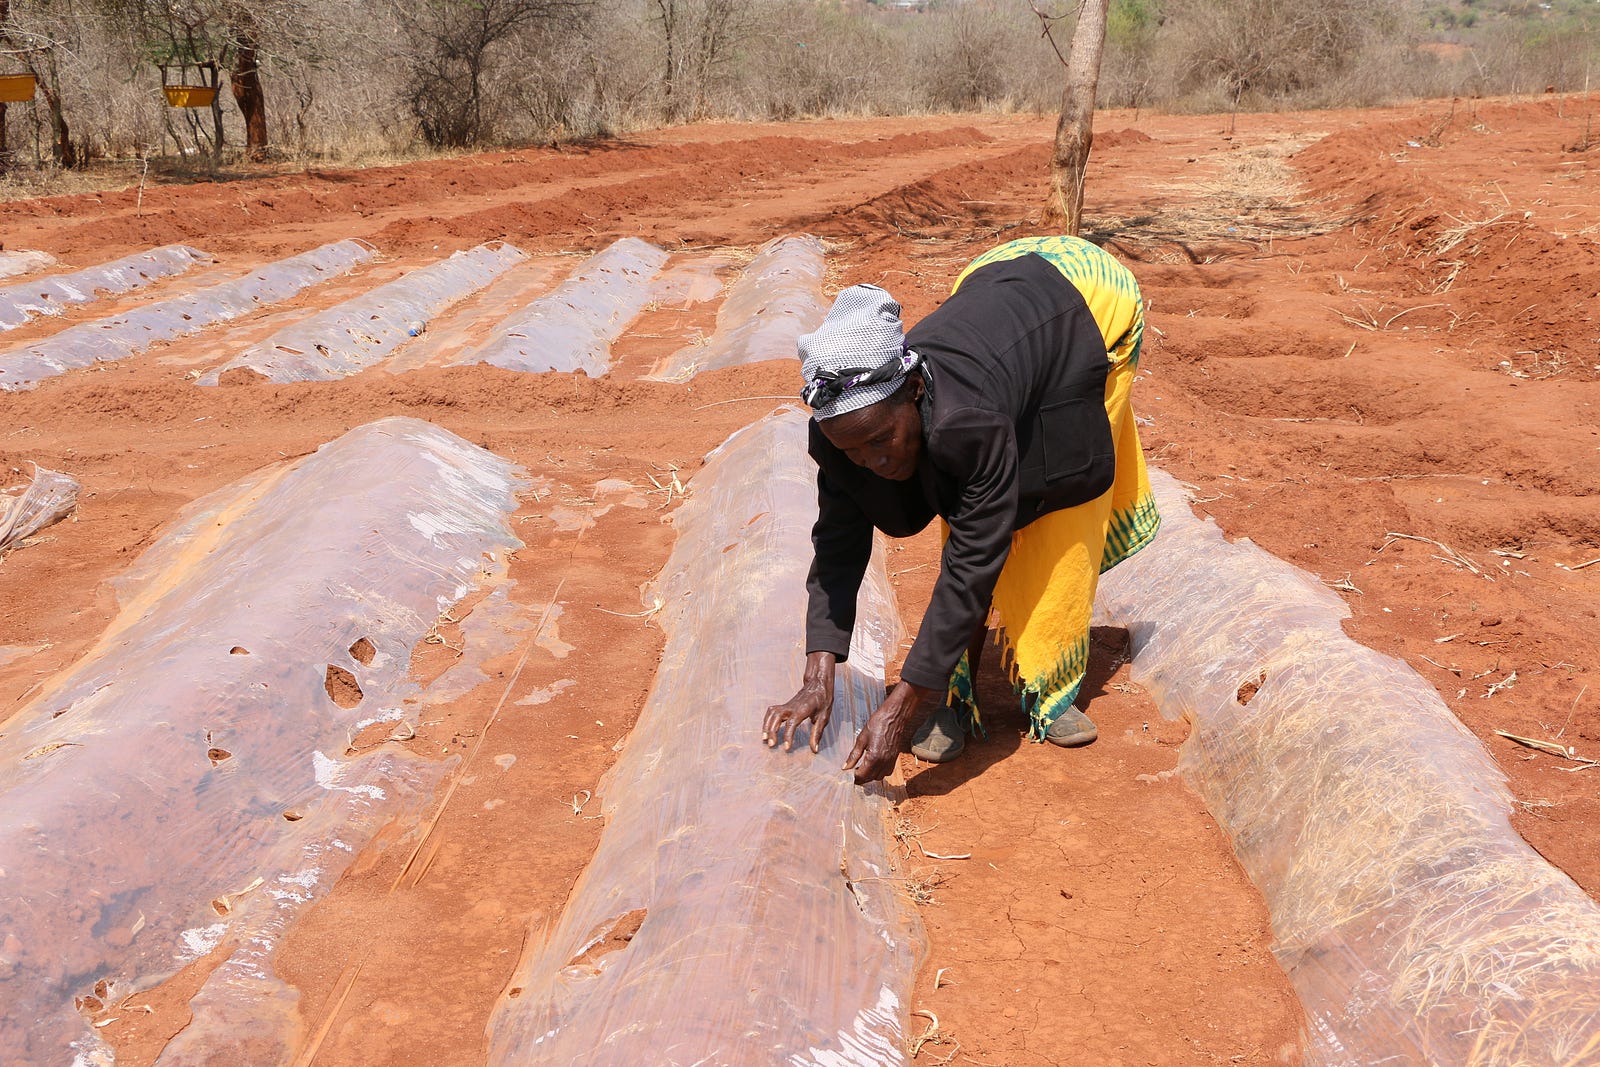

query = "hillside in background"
[1425,0,1600,29]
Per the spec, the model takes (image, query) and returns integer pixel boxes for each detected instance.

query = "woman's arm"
[898,408,1018,692]
[843,679,937,784]
[765,463,872,754]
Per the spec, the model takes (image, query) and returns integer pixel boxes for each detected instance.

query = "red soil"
[1,97,1595,1065]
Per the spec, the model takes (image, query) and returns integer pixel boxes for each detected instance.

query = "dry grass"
[0,162,143,203]
[1428,211,1517,257]
[1088,138,1351,257]
[0,140,492,205]
[903,866,950,906]
[1208,650,1600,1059]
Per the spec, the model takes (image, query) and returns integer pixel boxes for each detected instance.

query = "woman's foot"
[910,704,965,762]
[1045,707,1098,747]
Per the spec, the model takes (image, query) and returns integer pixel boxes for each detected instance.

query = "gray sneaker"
[1045,707,1098,748]
[910,704,965,762]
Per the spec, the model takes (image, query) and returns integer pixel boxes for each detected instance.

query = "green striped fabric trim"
[964,236,1145,369]
[1020,631,1092,740]
[1125,330,1145,371]
[966,236,1141,305]
[943,649,987,738]
[943,630,1093,741]
[1101,491,1161,574]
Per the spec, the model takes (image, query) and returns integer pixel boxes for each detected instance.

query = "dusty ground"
[0,95,1596,1065]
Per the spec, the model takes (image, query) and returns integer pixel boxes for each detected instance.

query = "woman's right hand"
[763,651,837,754]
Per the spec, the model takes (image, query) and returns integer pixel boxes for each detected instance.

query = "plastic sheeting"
[645,234,827,382]
[379,261,563,374]
[1093,469,1600,1066]
[0,465,79,554]
[0,240,376,392]
[198,242,527,384]
[0,417,523,1067]
[488,408,924,1066]
[0,249,58,281]
[0,245,212,330]
[462,237,668,376]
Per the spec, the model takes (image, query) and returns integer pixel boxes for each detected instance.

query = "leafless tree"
[2,0,95,168]
[90,0,320,159]
[652,0,751,122]
[918,0,1009,110]
[395,0,589,147]
[226,7,267,156]
[1163,0,1402,127]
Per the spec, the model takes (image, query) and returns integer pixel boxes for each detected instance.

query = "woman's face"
[818,378,924,481]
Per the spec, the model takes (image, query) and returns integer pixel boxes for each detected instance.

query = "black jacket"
[805,252,1117,691]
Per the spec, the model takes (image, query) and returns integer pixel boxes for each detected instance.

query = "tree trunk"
[1045,0,1110,235]
[230,33,270,159]
[36,71,78,168]
[210,85,225,165]
[656,0,678,121]
[0,0,12,171]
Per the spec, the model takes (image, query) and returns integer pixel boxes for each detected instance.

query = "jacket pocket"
[1036,396,1115,509]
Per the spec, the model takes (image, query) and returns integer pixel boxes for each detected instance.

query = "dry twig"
[1323,574,1363,595]
[1483,671,1519,698]
[1496,730,1599,768]
[909,1009,947,1059]
[1380,532,1485,576]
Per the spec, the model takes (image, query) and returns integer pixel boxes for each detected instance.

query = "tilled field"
[1,98,1596,1066]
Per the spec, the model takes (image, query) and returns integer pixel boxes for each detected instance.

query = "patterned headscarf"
[798,284,922,420]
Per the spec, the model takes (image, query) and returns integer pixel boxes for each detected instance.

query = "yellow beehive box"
[0,74,37,103]
[163,85,217,108]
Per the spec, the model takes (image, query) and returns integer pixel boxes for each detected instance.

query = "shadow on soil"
[905,625,1131,797]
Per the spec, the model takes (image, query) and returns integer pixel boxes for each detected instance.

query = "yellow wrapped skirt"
[946,236,1160,739]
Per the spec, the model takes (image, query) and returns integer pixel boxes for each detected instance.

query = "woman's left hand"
[845,680,935,785]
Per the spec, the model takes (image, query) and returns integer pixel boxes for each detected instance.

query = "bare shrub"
[501,8,654,141]
[7,0,1600,181]
[1156,0,1409,114]
[1098,0,1163,109]
[914,0,1062,113]
[740,2,916,120]
[1471,17,1600,97]
[915,0,1011,111]
[393,0,587,149]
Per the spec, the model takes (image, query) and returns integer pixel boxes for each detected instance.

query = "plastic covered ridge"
[0,417,523,1067]
[0,244,213,330]
[0,249,58,281]
[645,233,827,382]
[0,465,79,554]
[0,239,376,392]
[198,242,527,384]
[488,408,925,1066]
[461,237,669,376]
[1093,469,1600,1065]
